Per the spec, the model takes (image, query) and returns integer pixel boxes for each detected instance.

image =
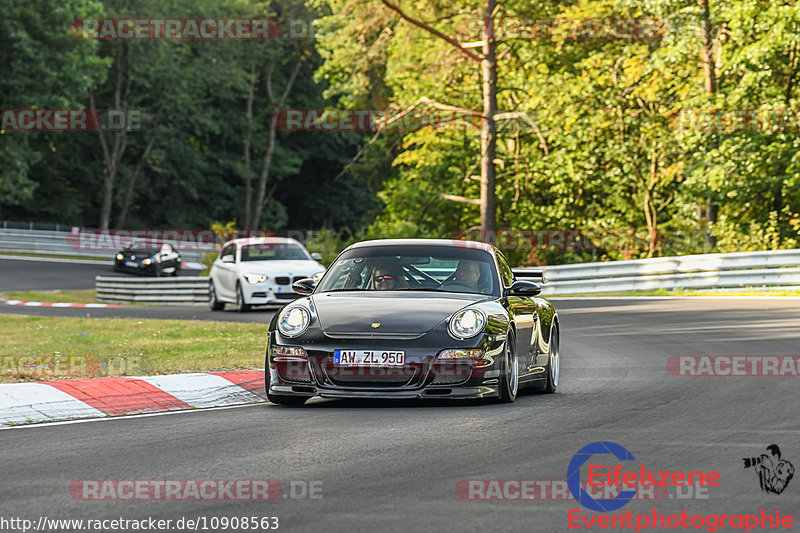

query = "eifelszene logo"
[743,445,795,495]
[567,441,721,512]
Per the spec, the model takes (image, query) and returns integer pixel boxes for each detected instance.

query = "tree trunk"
[243,59,257,229]
[94,45,130,230]
[480,0,497,232]
[116,104,165,228]
[705,199,717,250]
[700,0,718,250]
[251,57,302,228]
[699,0,717,94]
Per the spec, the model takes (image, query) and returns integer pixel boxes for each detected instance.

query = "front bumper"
[113,260,157,275]
[266,330,506,401]
[240,279,308,305]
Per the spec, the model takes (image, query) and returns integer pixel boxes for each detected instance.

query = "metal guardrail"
[96,276,209,305]
[0,228,207,262]
[515,250,800,295]
[0,229,108,258]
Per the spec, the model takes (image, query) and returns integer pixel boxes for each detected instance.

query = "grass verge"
[0,251,110,262]
[3,290,99,304]
[550,288,800,297]
[0,314,266,383]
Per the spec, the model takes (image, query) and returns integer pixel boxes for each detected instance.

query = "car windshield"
[240,243,309,261]
[316,245,498,295]
[124,246,157,254]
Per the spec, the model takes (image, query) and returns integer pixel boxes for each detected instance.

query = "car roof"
[222,236,302,247]
[346,238,497,253]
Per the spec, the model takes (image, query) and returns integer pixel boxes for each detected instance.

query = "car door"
[215,243,238,300]
[496,252,539,374]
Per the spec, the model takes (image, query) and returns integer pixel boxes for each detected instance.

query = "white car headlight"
[116,253,124,260]
[244,273,268,284]
[448,308,487,339]
[312,271,325,283]
[278,306,311,337]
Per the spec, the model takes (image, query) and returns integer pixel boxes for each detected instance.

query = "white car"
[208,237,325,311]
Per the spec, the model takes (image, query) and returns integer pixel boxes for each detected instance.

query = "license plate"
[125,261,138,267]
[334,350,405,366]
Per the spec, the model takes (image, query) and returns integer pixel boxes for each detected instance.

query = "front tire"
[209,282,224,311]
[236,284,251,312]
[498,330,518,403]
[267,392,308,406]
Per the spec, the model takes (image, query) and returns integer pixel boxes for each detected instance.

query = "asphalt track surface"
[0,256,249,321]
[3,292,800,532]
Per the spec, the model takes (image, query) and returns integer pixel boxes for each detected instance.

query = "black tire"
[543,323,559,393]
[236,284,251,312]
[267,392,308,406]
[209,282,224,311]
[154,264,163,277]
[498,330,518,403]
[172,263,181,277]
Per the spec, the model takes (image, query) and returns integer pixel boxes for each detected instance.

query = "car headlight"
[448,308,486,339]
[312,271,325,283]
[143,258,152,265]
[271,345,307,357]
[438,348,484,359]
[278,306,311,337]
[245,273,268,284]
[116,253,123,260]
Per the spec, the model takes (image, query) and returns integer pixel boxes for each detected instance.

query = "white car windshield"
[240,243,310,261]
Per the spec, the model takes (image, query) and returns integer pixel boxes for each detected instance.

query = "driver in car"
[447,259,481,290]
[371,261,408,291]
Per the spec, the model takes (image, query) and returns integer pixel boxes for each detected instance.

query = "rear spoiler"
[511,267,545,282]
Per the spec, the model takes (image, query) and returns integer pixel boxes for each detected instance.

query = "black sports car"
[266,239,560,405]
[112,243,182,276]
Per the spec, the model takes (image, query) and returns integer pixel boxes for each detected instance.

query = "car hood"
[310,291,487,336]
[119,250,156,259]
[238,260,324,274]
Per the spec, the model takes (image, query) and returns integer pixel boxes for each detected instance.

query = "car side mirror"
[221,255,234,264]
[311,252,323,261]
[505,280,541,297]
[292,278,316,295]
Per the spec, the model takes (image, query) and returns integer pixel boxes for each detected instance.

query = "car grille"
[275,293,298,299]
[319,360,422,388]
[275,276,290,285]
[275,361,312,383]
[293,276,306,283]
[431,372,471,385]
[430,363,472,385]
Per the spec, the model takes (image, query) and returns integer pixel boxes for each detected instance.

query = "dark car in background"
[113,243,182,276]
[266,239,560,406]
